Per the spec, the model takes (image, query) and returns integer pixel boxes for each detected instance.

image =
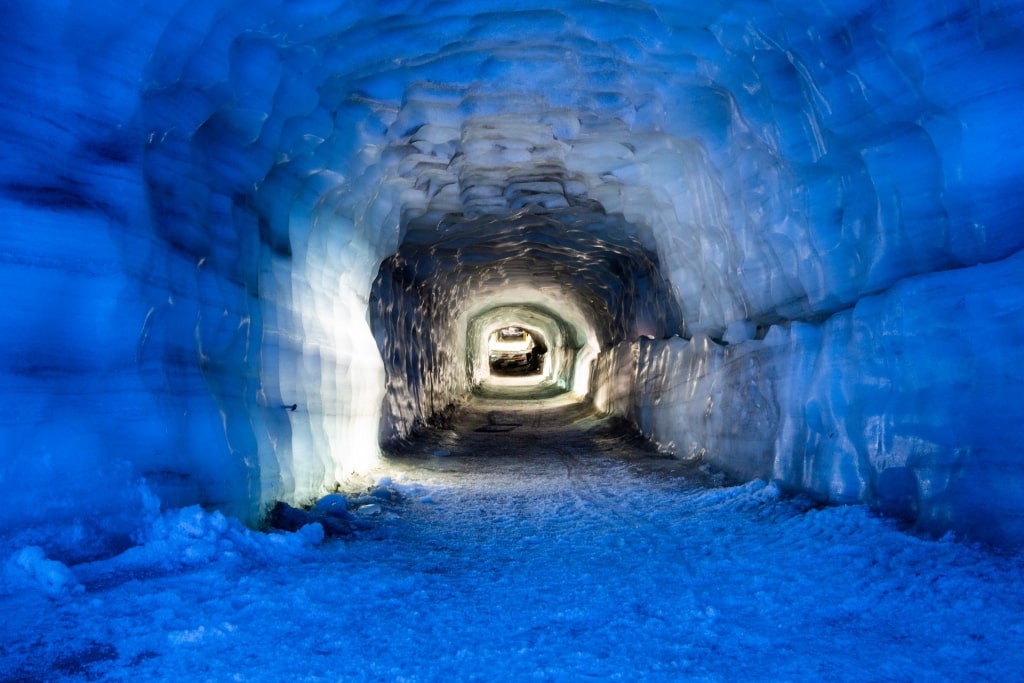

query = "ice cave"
[3,0,1024,556]
[4,0,1024,678]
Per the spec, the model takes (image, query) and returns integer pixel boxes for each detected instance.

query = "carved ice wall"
[2,0,1023,556]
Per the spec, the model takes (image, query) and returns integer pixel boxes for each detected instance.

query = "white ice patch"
[72,495,327,590]
[4,546,82,598]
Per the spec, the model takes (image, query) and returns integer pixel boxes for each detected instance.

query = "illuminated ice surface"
[2,0,1024,678]
[3,0,1023,551]
[4,397,1024,681]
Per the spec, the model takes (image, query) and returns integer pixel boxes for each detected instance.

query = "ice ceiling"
[2,0,1024,556]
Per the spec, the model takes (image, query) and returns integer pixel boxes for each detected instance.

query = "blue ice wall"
[603,251,1024,544]
[2,0,1023,555]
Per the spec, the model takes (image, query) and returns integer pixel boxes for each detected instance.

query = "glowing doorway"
[488,326,545,376]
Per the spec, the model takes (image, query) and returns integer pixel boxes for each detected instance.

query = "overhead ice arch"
[3,0,1024,558]
[134,0,1024,546]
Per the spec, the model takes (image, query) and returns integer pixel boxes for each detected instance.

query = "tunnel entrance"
[368,209,683,451]
[487,326,544,376]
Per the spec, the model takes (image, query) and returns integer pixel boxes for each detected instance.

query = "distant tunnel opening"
[368,209,683,450]
[364,205,684,456]
[486,326,545,377]
[467,303,579,394]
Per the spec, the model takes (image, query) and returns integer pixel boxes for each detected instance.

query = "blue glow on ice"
[3,2,1024,678]
[1,0,1024,554]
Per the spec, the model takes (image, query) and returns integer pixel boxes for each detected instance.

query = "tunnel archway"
[6,0,1023,553]
[126,0,1022,547]
[485,325,546,378]
[468,304,576,391]
[368,208,680,449]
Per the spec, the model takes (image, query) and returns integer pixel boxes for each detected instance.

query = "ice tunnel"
[2,0,1024,558]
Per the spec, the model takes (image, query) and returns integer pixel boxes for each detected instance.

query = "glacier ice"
[1,0,1024,553]
[599,250,1024,542]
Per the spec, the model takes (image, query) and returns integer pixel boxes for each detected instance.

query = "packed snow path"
[3,385,1024,681]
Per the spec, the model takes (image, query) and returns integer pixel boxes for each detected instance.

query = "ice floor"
[3,390,1023,682]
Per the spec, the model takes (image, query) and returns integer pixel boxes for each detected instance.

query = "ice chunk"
[313,494,349,517]
[297,523,325,546]
[6,546,81,597]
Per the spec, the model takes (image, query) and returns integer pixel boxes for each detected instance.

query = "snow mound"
[71,501,326,590]
[3,546,82,598]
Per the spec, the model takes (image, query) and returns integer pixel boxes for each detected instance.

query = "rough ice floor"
[3,394,1023,681]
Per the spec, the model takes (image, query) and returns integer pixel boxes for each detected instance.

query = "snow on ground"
[2,392,1023,682]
